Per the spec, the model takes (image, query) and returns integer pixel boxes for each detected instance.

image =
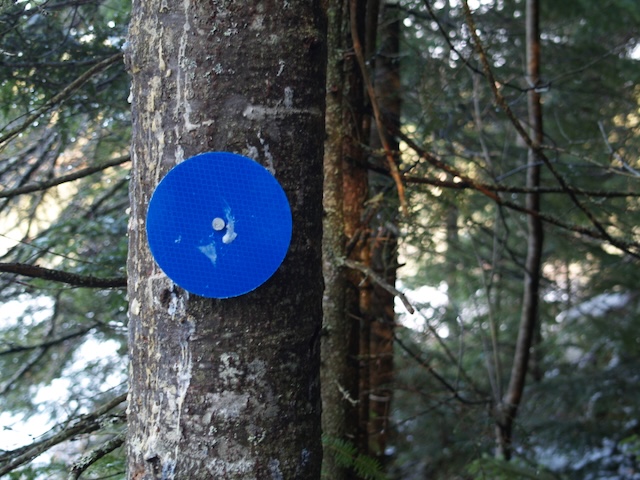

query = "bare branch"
[402,172,640,197]
[0,393,127,477]
[340,257,415,314]
[393,333,489,406]
[67,431,126,480]
[349,0,409,216]
[0,53,123,148]
[0,155,130,199]
[0,327,94,356]
[0,263,127,288]
[394,128,640,257]
[460,1,629,256]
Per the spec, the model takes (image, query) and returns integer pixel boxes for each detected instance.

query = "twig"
[460,1,630,256]
[0,155,130,199]
[0,341,49,395]
[0,393,127,477]
[0,53,123,148]
[411,306,486,397]
[349,0,409,216]
[0,295,62,395]
[394,333,488,405]
[340,257,415,314]
[335,381,359,407]
[0,263,127,288]
[393,113,640,258]
[598,121,640,177]
[67,431,126,480]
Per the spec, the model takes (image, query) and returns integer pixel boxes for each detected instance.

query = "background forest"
[0,0,639,479]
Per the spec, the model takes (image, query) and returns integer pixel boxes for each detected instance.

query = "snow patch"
[557,292,633,323]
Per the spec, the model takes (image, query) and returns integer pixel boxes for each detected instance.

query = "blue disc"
[146,152,292,298]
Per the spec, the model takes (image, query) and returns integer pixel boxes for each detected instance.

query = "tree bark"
[367,0,401,459]
[125,2,327,478]
[496,0,544,460]
[321,0,360,478]
[342,0,373,462]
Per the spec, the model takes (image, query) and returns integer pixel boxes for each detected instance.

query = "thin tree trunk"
[125,2,327,478]
[367,0,401,460]
[321,0,360,478]
[343,0,373,461]
[496,0,544,460]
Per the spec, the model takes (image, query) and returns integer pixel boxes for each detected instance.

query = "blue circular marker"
[146,152,292,298]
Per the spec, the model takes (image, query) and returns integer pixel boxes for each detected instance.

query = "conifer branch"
[394,128,640,257]
[0,53,123,148]
[460,1,632,257]
[322,435,387,480]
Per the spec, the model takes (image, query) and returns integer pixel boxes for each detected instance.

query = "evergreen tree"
[0,0,638,478]
[390,0,640,477]
[0,0,129,477]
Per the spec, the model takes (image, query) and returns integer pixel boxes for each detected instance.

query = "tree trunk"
[496,0,544,460]
[367,0,401,459]
[341,0,373,463]
[125,2,327,478]
[321,0,362,478]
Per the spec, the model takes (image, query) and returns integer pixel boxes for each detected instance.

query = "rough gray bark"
[125,1,326,478]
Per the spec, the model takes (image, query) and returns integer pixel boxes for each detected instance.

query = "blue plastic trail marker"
[146,152,293,298]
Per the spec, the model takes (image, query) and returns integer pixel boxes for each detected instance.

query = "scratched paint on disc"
[146,152,292,298]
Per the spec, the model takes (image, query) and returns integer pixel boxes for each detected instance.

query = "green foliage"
[6,462,67,480]
[0,0,130,476]
[0,0,129,117]
[322,435,388,480]
[389,0,640,478]
[466,455,562,480]
[620,435,640,457]
[73,437,126,480]
[0,0,638,477]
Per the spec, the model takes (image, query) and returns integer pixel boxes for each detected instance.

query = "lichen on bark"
[125,1,327,478]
